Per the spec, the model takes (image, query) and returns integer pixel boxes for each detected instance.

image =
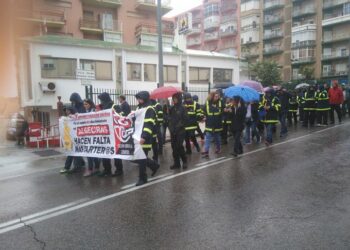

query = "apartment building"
[174,0,240,56]
[14,0,174,48]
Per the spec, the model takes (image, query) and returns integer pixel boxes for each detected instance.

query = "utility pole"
[157,0,164,87]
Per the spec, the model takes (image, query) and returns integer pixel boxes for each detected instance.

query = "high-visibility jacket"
[137,104,157,149]
[316,90,330,111]
[184,101,202,131]
[259,95,280,124]
[297,95,305,108]
[153,102,163,125]
[304,91,317,111]
[223,103,232,125]
[289,96,299,112]
[203,100,223,132]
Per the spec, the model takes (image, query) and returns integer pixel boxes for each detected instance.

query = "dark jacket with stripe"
[289,95,299,112]
[304,91,317,111]
[316,90,330,111]
[259,95,280,124]
[203,100,223,132]
[184,101,201,131]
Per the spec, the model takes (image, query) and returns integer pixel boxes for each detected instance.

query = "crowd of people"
[60,81,346,186]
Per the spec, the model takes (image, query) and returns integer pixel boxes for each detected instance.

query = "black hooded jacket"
[169,93,188,134]
[98,92,114,110]
[69,93,85,113]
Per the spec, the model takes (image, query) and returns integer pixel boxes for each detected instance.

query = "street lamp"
[157,0,164,87]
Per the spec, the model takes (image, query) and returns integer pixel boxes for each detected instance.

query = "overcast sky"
[165,0,203,17]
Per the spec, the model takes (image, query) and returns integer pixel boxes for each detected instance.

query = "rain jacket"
[304,90,317,111]
[69,93,85,113]
[328,84,344,105]
[168,93,188,135]
[183,93,202,131]
[289,95,299,112]
[136,91,157,149]
[316,90,330,111]
[259,94,280,124]
[203,99,223,132]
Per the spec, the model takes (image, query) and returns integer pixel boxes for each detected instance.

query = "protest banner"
[59,108,147,160]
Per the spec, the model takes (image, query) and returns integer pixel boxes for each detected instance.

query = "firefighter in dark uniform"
[192,95,205,140]
[259,89,280,146]
[97,92,123,177]
[135,91,160,186]
[297,89,305,122]
[151,99,163,162]
[288,91,298,126]
[303,85,317,127]
[169,92,188,169]
[183,93,201,154]
[221,98,232,145]
[316,86,330,126]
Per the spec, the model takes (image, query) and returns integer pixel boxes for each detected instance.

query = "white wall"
[240,0,260,12]
[21,43,116,109]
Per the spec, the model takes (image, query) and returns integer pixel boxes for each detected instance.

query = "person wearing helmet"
[183,93,201,154]
[303,85,317,127]
[168,92,188,169]
[134,91,160,186]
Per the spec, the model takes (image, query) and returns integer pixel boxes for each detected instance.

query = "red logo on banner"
[113,114,135,152]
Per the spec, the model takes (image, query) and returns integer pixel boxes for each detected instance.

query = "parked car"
[6,113,26,141]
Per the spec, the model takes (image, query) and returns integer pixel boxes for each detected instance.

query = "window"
[213,68,232,83]
[189,67,210,83]
[80,60,112,80]
[127,63,142,81]
[204,3,219,17]
[163,65,178,82]
[41,57,76,79]
[144,64,156,82]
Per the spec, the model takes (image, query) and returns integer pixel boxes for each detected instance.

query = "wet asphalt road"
[0,121,350,249]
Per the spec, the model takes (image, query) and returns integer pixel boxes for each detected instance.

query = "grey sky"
[165,0,202,17]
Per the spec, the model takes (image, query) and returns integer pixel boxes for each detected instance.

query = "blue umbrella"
[224,86,260,102]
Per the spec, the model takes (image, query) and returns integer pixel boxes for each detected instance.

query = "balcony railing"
[323,33,350,43]
[263,47,283,55]
[221,3,238,12]
[323,0,349,9]
[263,16,283,26]
[292,40,316,48]
[192,18,202,24]
[188,27,202,35]
[292,8,316,18]
[136,0,172,14]
[81,0,122,8]
[322,52,349,60]
[187,38,202,46]
[135,23,174,36]
[323,13,350,26]
[80,18,122,33]
[220,41,236,50]
[263,0,284,11]
[17,9,66,27]
[221,15,237,24]
[291,57,315,64]
[204,16,220,30]
[323,70,348,77]
[204,32,219,41]
[219,28,238,37]
[242,51,260,58]
[263,31,283,40]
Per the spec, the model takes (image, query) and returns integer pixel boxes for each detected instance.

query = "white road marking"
[0,198,89,234]
[195,157,227,166]
[0,122,348,235]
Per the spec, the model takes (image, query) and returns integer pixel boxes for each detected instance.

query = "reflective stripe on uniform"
[144,118,156,125]
[316,108,331,111]
[185,126,197,131]
[261,120,279,123]
[142,144,152,149]
[143,128,153,135]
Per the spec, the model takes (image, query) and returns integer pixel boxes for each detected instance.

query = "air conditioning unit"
[39,82,56,93]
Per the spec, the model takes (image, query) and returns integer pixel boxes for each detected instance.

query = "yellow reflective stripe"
[318,98,329,101]
[153,134,157,138]
[188,112,196,115]
[158,111,163,114]
[143,128,153,135]
[142,144,152,149]
[144,118,155,123]
[289,110,298,112]
[262,120,278,123]
[304,108,316,110]
[185,126,197,131]
[316,108,330,111]
[205,128,223,132]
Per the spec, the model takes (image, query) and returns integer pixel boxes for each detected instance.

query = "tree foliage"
[249,61,282,87]
[299,65,314,80]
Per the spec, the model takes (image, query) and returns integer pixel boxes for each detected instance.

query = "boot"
[136,177,147,186]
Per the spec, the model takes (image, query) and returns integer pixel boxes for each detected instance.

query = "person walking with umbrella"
[259,88,281,146]
[202,91,224,158]
[228,96,247,156]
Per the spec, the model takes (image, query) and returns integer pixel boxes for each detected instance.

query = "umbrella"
[239,80,264,93]
[295,83,310,89]
[150,86,182,99]
[263,87,271,92]
[224,86,260,102]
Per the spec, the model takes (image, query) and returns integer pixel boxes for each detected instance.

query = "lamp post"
[157,0,164,87]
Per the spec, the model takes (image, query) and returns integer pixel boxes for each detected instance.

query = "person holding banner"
[169,92,188,169]
[135,91,160,186]
[97,92,124,177]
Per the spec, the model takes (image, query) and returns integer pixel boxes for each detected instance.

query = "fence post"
[208,82,211,93]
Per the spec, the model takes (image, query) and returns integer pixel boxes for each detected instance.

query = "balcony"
[323,33,350,44]
[220,28,238,37]
[135,23,174,48]
[135,0,172,15]
[263,31,283,40]
[322,52,349,61]
[16,9,66,28]
[220,40,236,50]
[263,16,283,26]
[322,13,350,27]
[204,32,219,42]
[204,16,220,31]
[263,47,283,55]
[242,40,260,46]
[263,0,284,11]
[323,0,349,10]
[81,0,121,8]
[80,18,122,34]
[292,8,316,18]
[188,27,202,35]
[241,25,260,33]
[221,15,237,24]
[292,23,317,33]
[242,51,260,59]
[291,57,315,65]
[221,3,238,13]
[187,38,202,46]
[292,40,316,49]
[192,18,202,24]
[322,70,348,77]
